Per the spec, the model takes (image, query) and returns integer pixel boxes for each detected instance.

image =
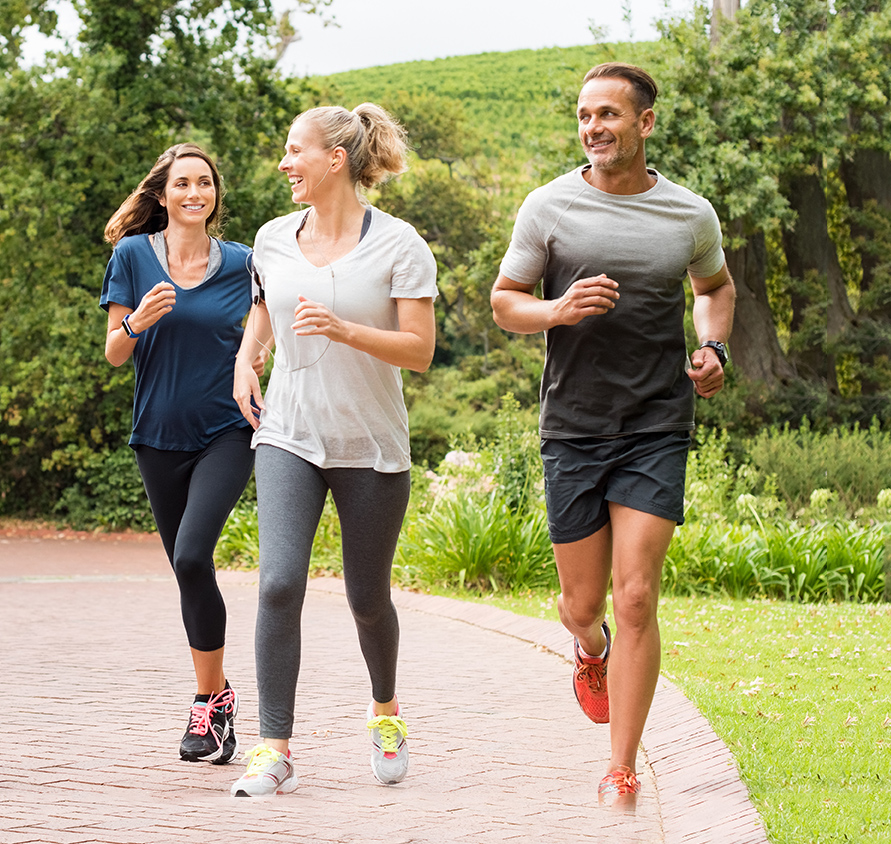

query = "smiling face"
[159,156,217,230]
[576,77,655,176]
[279,119,336,205]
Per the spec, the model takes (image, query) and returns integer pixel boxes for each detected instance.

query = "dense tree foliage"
[4,1,891,525]
[650,0,891,424]
[0,0,323,519]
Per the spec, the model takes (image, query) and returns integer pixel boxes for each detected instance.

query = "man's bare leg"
[605,502,676,773]
[554,526,613,658]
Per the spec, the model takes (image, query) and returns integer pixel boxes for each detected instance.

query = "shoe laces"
[187,688,235,738]
[209,687,237,716]
[599,766,641,795]
[243,744,284,776]
[367,714,408,755]
[577,660,606,691]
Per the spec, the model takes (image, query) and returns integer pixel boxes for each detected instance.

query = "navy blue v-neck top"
[100,234,253,450]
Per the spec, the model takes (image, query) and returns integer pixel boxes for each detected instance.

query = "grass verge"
[435,588,891,844]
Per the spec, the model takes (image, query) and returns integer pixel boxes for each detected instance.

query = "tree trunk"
[711,0,740,43]
[839,148,891,395]
[780,163,854,390]
[839,148,891,308]
[725,222,796,387]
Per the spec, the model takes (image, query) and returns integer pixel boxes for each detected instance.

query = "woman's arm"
[291,295,436,373]
[233,301,275,428]
[104,282,177,367]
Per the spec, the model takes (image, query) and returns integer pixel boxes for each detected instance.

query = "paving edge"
[305,577,770,844]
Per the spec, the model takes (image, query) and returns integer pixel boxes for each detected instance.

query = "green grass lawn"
[438,589,891,844]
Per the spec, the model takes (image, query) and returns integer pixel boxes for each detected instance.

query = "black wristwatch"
[121,314,141,338]
[700,340,727,367]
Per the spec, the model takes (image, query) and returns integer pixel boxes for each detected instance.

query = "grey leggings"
[254,444,411,739]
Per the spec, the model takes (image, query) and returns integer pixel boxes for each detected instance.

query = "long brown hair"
[104,143,225,246]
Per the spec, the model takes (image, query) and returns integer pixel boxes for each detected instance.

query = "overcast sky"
[281,0,695,77]
[23,1,696,76]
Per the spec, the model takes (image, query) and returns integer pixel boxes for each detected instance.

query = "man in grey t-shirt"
[491,62,735,802]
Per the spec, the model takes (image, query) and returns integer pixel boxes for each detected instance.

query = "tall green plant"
[394,493,556,593]
[748,418,891,514]
[665,521,885,602]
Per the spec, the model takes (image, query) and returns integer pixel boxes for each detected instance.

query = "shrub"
[665,520,886,602]
[394,493,556,593]
[747,418,891,515]
[393,394,552,593]
[211,412,889,605]
[53,446,155,532]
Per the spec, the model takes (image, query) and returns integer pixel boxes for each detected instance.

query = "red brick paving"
[0,534,769,843]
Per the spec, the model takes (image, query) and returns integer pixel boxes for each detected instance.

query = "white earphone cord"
[246,207,334,373]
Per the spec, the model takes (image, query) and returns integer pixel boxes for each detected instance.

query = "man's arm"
[491,272,620,334]
[687,263,736,399]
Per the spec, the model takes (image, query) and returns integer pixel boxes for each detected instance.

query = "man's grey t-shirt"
[500,167,725,439]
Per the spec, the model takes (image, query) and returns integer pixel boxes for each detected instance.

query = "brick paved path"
[0,534,768,843]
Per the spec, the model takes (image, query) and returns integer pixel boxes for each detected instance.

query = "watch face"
[703,341,727,365]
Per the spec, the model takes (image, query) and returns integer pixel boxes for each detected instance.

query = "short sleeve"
[687,201,726,279]
[390,226,438,300]
[99,240,137,312]
[499,191,548,287]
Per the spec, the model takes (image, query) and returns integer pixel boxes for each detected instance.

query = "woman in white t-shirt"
[231,103,437,797]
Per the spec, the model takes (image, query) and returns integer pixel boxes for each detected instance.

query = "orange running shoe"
[598,765,641,800]
[572,621,611,723]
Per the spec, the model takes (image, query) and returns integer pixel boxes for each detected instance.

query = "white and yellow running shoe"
[230,744,297,797]
[366,702,409,785]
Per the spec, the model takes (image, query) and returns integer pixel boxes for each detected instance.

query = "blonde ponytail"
[293,103,408,190]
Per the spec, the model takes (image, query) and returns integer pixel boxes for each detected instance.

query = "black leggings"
[135,426,255,652]
[254,444,411,739]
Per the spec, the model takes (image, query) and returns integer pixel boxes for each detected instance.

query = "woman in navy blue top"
[101,143,260,767]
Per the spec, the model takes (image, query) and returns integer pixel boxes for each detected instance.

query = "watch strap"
[122,314,141,338]
[700,340,727,367]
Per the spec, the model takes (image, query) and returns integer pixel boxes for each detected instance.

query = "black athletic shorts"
[541,430,691,544]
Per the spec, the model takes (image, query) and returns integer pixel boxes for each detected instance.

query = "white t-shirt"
[252,206,438,472]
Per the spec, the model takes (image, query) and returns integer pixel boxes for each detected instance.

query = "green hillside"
[310,41,668,159]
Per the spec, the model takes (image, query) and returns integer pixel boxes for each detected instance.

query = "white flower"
[443,450,479,467]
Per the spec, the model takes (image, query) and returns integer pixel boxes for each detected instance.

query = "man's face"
[576,77,654,174]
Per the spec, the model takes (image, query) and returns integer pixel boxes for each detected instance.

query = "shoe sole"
[232,775,298,797]
[180,742,225,763]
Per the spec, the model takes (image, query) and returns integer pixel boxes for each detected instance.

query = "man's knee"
[612,579,660,632]
[559,589,608,631]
